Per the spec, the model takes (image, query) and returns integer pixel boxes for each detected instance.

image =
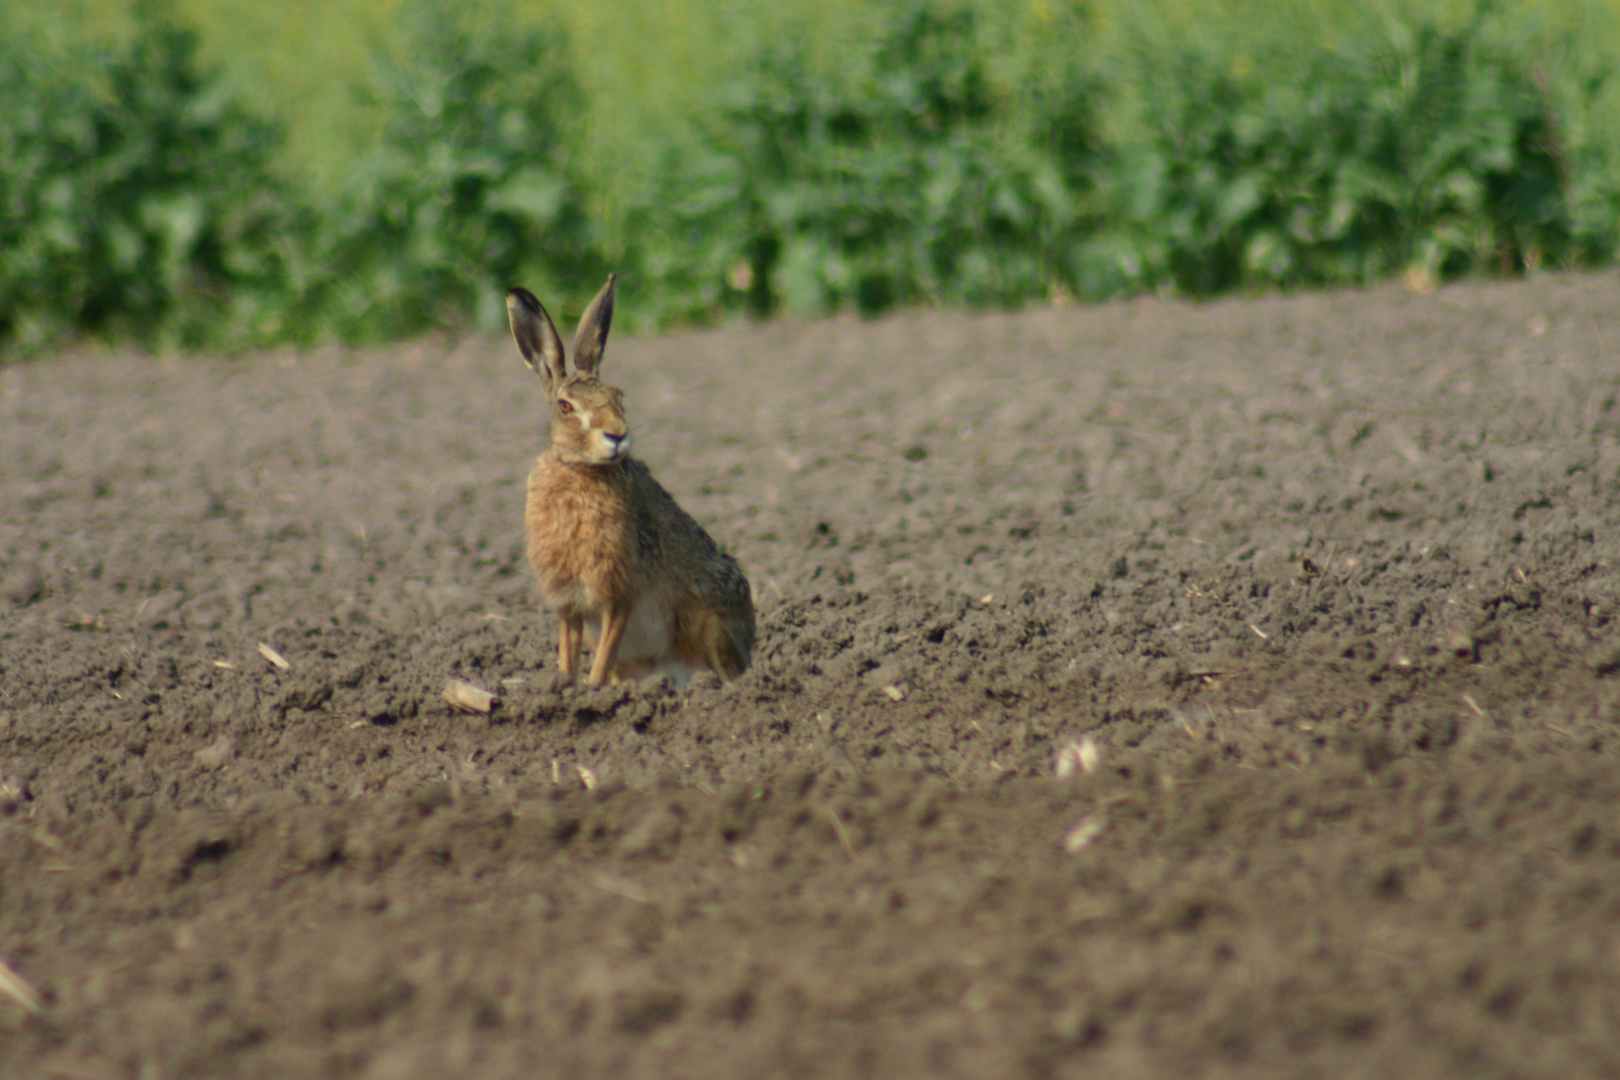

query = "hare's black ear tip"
[506,287,541,314]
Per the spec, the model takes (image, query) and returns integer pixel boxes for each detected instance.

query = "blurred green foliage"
[633,5,1099,320]
[0,0,1615,352]
[290,0,595,341]
[1084,6,1592,294]
[0,2,291,349]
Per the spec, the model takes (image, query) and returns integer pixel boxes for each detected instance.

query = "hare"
[506,274,755,686]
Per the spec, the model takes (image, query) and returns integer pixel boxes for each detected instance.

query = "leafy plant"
[1087,6,1584,295]
[294,0,595,342]
[633,3,1100,320]
[0,0,1616,354]
[0,1,290,350]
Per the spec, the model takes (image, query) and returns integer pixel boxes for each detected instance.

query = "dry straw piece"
[590,871,650,903]
[1078,735,1100,774]
[256,643,291,670]
[0,956,43,1014]
[53,610,107,631]
[442,679,497,714]
[825,807,860,862]
[1062,814,1108,854]
[1054,735,1100,778]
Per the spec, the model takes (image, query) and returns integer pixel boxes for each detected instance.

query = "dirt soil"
[4,274,1620,1078]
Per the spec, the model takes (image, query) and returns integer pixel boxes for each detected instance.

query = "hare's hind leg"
[695,609,753,683]
[557,615,585,678]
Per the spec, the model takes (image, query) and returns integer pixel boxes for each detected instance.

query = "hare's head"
[506,275,631,467]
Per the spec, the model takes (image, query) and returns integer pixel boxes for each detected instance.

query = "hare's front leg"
[557,615,585,678]
[587,603,629,685]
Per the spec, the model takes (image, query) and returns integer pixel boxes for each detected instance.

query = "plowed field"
[4,275,1620,1078]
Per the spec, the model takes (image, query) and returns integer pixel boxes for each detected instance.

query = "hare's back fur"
[526,451,754,683]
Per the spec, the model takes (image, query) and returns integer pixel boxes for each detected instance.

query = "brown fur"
[507,277,755,685]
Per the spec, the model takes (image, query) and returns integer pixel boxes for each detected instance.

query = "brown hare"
[506,274,755,686]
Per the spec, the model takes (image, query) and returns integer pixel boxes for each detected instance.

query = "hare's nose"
[603,431,631,457]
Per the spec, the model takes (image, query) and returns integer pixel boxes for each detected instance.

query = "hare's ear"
[571,273,617,377]
[506,287,566,390]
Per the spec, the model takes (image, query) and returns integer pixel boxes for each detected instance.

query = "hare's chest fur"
[524,453,638,613]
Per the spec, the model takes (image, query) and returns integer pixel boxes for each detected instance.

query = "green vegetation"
[0,3,289,349]
[287,0,596,341]
[0,0,1615,352]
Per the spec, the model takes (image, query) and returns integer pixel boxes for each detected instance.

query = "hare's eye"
[557,400,574,415]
